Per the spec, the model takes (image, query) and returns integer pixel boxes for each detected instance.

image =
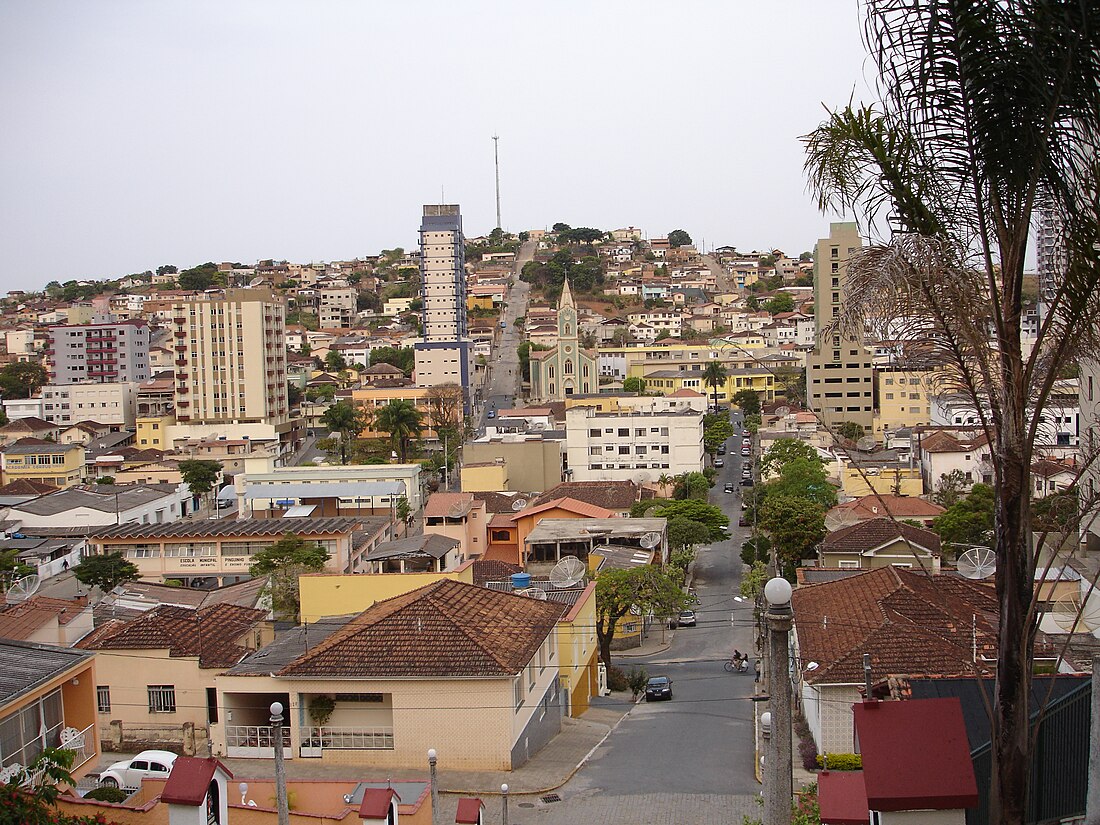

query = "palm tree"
[803,4,1100,822]
[702,360,727,414]
[372,399,423,463]
[321,401,368,465]
[656,473,674,498]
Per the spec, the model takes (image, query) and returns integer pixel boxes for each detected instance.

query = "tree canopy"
[759,438,823,478]
[73,552,139,593]
[667,229,692,248]
[0,361,47,400]
[703,415,734,455]
[250,533,330,622]
[371,399,423,463]
[178,459,222,499]
[644,498,728,540]
[758,495,827,577]
[732,388,760,416]
[622,376,647,394]
[595,565,686,670]
[932,483,995,550]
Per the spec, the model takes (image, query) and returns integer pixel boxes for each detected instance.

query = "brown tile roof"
[512,497,616,522]
[0,596,89,639]
[822,518,941,556]
[423,492,476,519]
[791,567,1002,685]
[469,491,529,515]
[471,559,522,587]
[0,479,58,496]
[277,579,561,678]
[532,481,645,512]
[0,417,55,434]
[919,431,967,453]
[832,495,945,521]
[482,544,521,565]
[77,602,265,669]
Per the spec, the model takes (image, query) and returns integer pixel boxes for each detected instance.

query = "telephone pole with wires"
[492,134,502,230]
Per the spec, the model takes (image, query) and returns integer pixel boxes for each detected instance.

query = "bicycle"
[724,657,749,673]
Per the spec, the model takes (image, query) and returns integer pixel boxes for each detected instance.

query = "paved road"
[701,253,733,294]
[532,413,761,822]
[480,240,534,426]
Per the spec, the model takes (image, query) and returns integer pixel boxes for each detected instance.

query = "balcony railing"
[61,723,96,771]
[302,726,394,751]
[225,725,291,758]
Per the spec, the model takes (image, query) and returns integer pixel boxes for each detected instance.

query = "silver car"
[99,749,177,788]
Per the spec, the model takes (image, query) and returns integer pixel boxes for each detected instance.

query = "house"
[522,517,668,568]
[0,416,60,446]
[4,482,187,530]
[530,480,647,517]
[77,602,269,754]
[791,566,1003,754]
[818,518,942,573]
[827,494,945,527]
[362,533,463,573]
[1032,458,1077,497]
[0,478,59,506]
[0,640,99,780]
[422,492,487,559]
[214,579,564,770]
[0,439,85,488]
[510,497,617,556]
[0,595,93,647]
[915,428,993,494]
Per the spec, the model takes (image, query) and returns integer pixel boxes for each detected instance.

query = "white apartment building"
[564,407,704,482]
[317,286,357,329]
[170,288,289,429]
[46,319,150,385]
[40,381,139,427]
[626,309,683,338]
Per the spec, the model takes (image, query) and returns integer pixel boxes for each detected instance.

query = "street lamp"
[269,702,290,825]
[763,576,793,825]
[427,748,439,825]
[501,783,509,825]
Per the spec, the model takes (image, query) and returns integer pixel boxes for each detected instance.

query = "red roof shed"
[818,771,870,825]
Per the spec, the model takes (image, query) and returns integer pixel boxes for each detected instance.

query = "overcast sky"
[0,1,874,289]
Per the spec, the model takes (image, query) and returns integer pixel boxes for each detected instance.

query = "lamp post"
[428,748,439,825]
[269,702,290,825]
[763,576,793,825]
[501,783,509,825]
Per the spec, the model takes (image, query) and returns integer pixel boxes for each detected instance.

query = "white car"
[99,749,177,788]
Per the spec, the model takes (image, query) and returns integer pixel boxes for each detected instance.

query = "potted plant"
[301,695,335,757]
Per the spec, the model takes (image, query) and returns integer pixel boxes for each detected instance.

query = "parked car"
[741,429,750,437]
[742,466,752,477]
[724,482,735,493]
[678,609,697,627]
[714,457,724,467]
[717,445,726,455]
[739,515,750,527]
[487,410,496,419]
[740,477,755,487]
[645,675,674,701]
[99,750,178,789]
[741,448,751,457]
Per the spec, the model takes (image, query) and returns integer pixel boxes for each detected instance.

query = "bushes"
[606,665,629,692]
[626,667,649,702]
[793,707,819,771]
[816,752,862,771]
[84,786,128,803]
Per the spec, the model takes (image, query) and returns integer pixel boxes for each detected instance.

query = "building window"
[97,686,111,714]
[0,688,64,767]
[147,685,176,713]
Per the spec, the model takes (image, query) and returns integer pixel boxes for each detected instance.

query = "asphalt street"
[480,240,534,428]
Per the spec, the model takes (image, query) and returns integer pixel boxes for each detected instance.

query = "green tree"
[763,293,795,315]
[0,361,47,400]
[759,438,823,478]
[803,6,1100,817]
[667,516,711,552]
[765,458,838,510]
[932,484,995,550]
[931,469,969,508]
[740,560,769,600]
[835,421,865,442]
[672,471,711,501]
[249,533,330,622]
[731,388,760,416]
[368,346,415,375]
[324,350,348,372]
[645,498,729,540]
[177,262,221,291]
[595,566,686,670]
[668,229,693,248]
[517,341,550,382]
[178,459,222,513]
[758,495,826,578]
[622,376,647,394]
[321,401,369,464]
[703,415,735,455]
[72,552,139,593]
[702,360,728,413]
[156,264,178,275]
[739,535,772,567]
[371,399,423,463]
[305,384,336,403]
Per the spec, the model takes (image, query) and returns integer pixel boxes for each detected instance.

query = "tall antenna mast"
[492,134,502,230]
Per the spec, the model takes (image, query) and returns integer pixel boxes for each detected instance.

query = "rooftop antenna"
[492,134,502,230]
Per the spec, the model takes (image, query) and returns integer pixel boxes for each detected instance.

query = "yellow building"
[349,385,446,439]
[466,294,495,311]
[874,367,938,435]
[0,640,99,781]
[840,464,924,498]
[299,564,477,624]
[817,518,941,573]
[1,441,84,488]
[636,367,776,404]
[136,413,174,450]
[461,461,510,492]
[78,603,270,754]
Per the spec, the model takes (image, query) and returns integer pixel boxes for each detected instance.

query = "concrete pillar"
[1086,655,1100,825]
[763,578,793,825]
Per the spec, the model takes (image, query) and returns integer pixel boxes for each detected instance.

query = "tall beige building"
[171,289,289,428]
[806,222,875,433]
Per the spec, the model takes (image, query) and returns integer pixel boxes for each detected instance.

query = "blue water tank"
[510,572,531,590]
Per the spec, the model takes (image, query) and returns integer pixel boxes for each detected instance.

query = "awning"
[243,481,406,500]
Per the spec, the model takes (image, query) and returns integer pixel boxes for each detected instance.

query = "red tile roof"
[918,431,967,453]
[511,497,616,522]
[159,757,232,806]
[471,559,522,587]
[818,771,869,825]
[822,518,941,556]
[276,579,562,678]
[77,602,264,668]
[423,492,477,519]
[791,567,1001,685]
[531,481,644,512]
[831,495,944,521]
[0,596,88,638]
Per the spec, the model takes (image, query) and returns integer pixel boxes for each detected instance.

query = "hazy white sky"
[0,1,873,289]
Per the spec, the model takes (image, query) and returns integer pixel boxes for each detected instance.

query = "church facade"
[529,279,597,401]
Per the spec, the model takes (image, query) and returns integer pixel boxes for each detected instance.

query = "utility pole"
[763,577,794,825]
[492,134,502,230]
[269,702,290,825]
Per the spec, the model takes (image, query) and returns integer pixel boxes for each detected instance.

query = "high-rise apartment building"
[414,204,473,408]
[170,289,288,427]
[806,222,875,433]
[46,320,150,384]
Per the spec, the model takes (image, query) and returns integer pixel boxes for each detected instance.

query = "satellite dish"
[957,548,997,580]
[550,556,587,588]
[6,575,40,604]
[1051,595,1100,632]
[774,406,791,417]
[855,436,878,451]
[823,508,862,532]
[249,276,265,288]
[447,502,467,519]
[639,532,662,550]
[633,471,652,485]
[511,498,528,512]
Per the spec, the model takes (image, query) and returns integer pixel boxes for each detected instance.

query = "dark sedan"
[645,675,674,701]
